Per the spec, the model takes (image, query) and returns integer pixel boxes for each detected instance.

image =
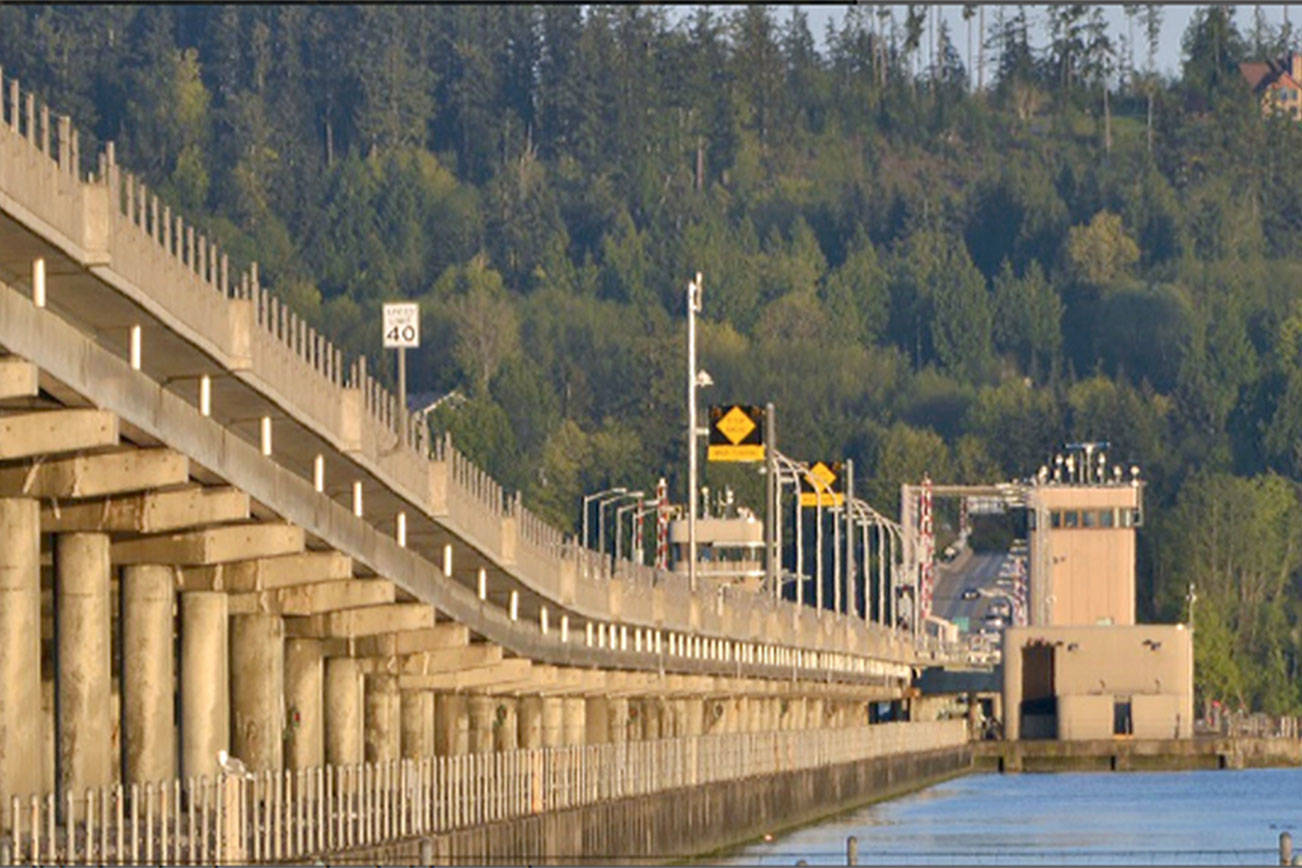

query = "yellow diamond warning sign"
[708,405,764,462]
[800,460,845,507]
[716,406,756,444]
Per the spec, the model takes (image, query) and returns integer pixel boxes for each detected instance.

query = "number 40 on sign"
[383,302,420,348]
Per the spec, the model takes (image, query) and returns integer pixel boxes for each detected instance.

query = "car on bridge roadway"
[961,588,980,600]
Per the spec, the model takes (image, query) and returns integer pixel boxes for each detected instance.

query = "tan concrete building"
[1001,450,1192,743]
[1026,482,1142,627]
[1002,624,1193,741]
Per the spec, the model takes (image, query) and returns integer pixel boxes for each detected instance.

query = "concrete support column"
[180,591,229,779]
[668,700,686,739]
[122,565,176,784]
[434,693,469,757]
[363,674,400,762]
[468,695,495,753]
[400,691,435,759]
[642,700,663,740]
[562,697,586,746]
[792,698,808,731]
[0,498,41,813]
[230,614,284,771]
[517,696,543,749]
[541,697,563,747]
[608,697,630,743]
[584,697,609,745]
[683,699,704,737]
[324,657,363,765]
[56,533,114,793]
[284,639,323,770]
[807,698,824,730]
[493,698,518,752]
[627,701,643,741]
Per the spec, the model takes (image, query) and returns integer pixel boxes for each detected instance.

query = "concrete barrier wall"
[340,745,973,865]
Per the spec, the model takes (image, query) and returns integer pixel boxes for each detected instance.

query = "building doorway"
[1020,643,1056,739]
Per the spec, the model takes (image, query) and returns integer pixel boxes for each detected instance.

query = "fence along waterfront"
[0,70,923,669]
[0,722,965,864]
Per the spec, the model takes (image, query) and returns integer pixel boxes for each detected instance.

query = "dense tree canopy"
[5,4,1300,711]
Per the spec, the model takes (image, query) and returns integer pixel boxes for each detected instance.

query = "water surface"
[720,769,1301,865]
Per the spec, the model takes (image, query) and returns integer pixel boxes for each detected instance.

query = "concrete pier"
[400,690,434,759]
[609,698,630,743]
[541,697,563,747]
[563,697,586,746]
[230,613,285,771]
[180,591,229,779]
[435,693,469,757]
[0,498,41,812]
[493,698,518,752]
[324,657,363,765]
[284,638,323,770]
[468,695,495,754]
[364,674,400,762]
[56,532,114,792]
[122,564,176,783]
[518,696,543,749]
[585,697,609,745]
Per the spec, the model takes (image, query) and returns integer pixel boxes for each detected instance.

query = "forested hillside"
[2,5,1298,712]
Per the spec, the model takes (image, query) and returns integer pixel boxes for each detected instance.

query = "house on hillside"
[1240,52,1302,120]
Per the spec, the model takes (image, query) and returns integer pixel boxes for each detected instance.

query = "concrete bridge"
[0,78,965,862]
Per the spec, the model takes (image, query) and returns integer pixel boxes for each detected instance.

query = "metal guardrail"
[0,721,966,864]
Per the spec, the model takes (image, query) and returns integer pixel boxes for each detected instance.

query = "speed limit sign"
[382,302,420,348]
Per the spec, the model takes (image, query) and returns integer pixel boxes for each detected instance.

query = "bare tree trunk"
[1146,87,1154,155]
[978,5,985,91]
[1103,84,1112,153]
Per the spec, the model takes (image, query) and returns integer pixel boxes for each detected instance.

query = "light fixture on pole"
[596,490,635,562]
[582,487,626,549]
[686,272,705,592]
[612,491,646,568]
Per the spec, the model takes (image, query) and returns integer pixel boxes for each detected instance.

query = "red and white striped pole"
[655,477,669,570]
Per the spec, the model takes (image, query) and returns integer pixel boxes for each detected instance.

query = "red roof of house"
[1241,54,1302,93]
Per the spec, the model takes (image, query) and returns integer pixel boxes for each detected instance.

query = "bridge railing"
[0,71,925,672]
[0,721,965,864]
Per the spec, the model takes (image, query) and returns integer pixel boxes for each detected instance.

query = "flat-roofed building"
[1002,624,1193,741]
[1026,482,1142,627]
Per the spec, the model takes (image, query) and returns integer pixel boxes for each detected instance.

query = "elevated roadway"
[0,78,963,862]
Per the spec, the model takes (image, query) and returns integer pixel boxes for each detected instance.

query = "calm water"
[719,769,1302,866]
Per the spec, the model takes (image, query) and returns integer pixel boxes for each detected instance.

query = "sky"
[747,5,1298,79]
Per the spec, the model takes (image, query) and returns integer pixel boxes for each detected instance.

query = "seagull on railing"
[217,749,254,779]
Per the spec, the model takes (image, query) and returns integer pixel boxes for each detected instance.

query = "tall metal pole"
[815,497,823,611]
[877,523,886,626]
[795,482,803,608]
[833,505,842,615]
[861,519,870,622]
[687,273,701,593]
[774,473,784,601]
[582,487,625,550]
[764,403,778,599]
[596,491,629,563]
[845,458,854,615]
[397,346,407,434]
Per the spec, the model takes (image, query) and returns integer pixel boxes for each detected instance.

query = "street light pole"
[582,487,625,550]
[764,402,778,599]
[686,272,703,592]
[612,494,644,567]
[845,458,854,615]
[596,490,631,562]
